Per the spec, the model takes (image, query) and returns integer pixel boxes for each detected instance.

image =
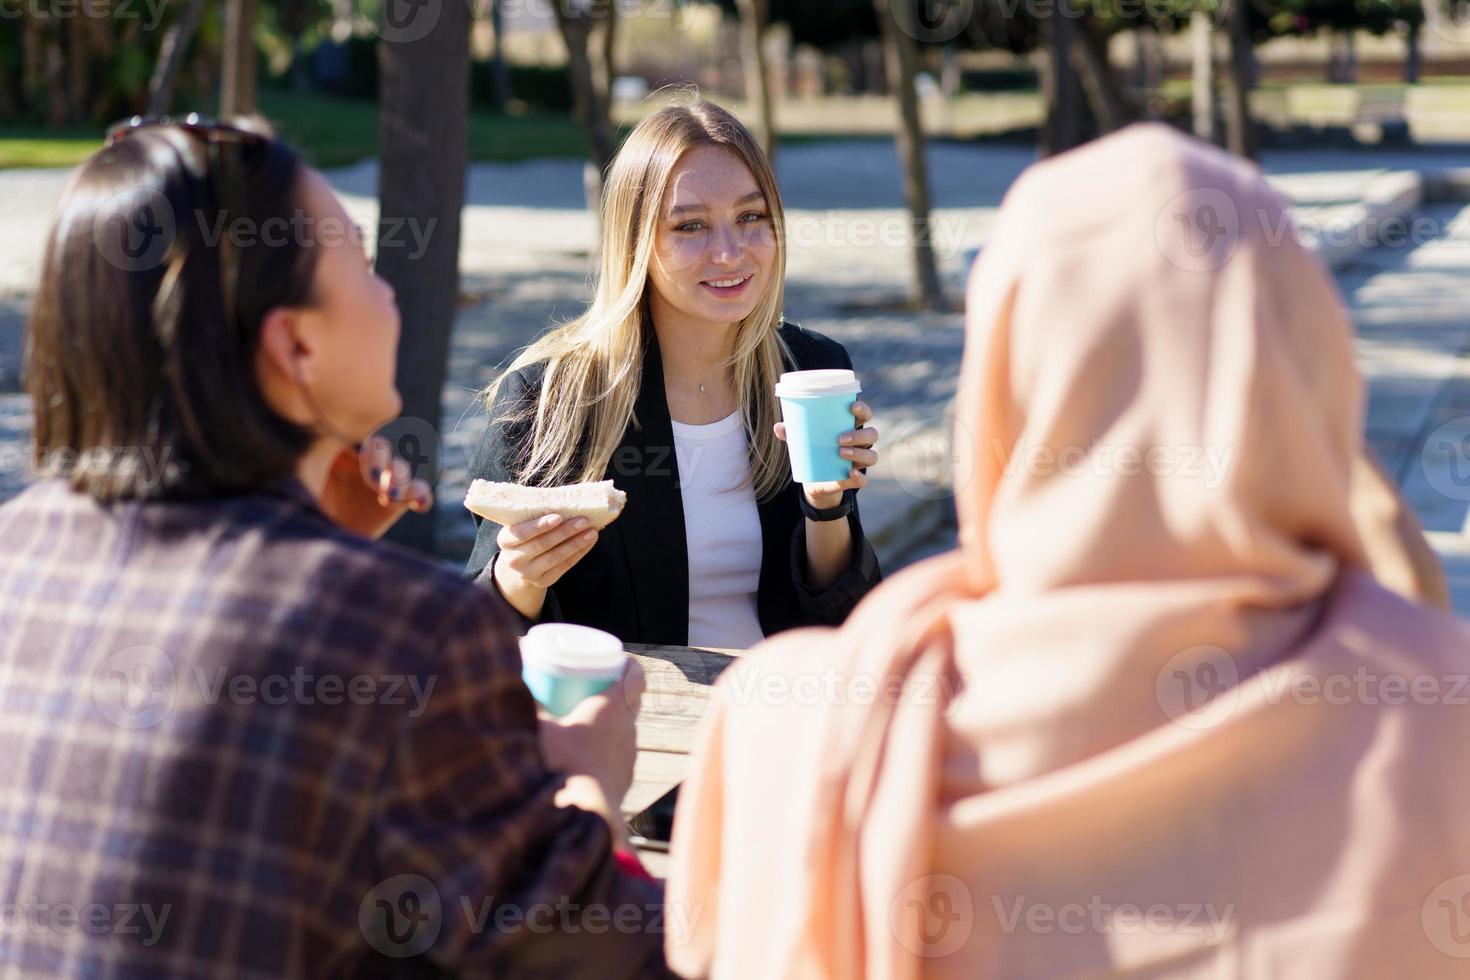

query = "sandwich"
[463,479,628,530]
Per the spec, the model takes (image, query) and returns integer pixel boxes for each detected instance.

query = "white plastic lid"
[519,624,627,678]
[774,369,861,399]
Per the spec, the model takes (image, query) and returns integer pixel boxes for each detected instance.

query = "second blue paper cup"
[519,623,628,717]
[775,369,862,484]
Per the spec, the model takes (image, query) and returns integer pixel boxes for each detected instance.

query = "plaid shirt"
[0,479,670,979]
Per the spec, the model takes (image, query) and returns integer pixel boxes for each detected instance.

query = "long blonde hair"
[483,94,792,501]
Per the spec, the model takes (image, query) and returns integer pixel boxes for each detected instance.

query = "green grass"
[0,89,868,171]
[262,91,596,168]
[0,123,107,168]
[8,81,1470,170]
[0,91,598,171]
[1162,78,1470,111]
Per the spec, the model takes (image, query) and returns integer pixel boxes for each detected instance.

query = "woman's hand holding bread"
[465,480,628,621]
[492,514,600,619]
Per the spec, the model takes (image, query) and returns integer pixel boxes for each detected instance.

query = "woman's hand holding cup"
[319,436,434,540]
[775,398,880,510]
[537,657,643,848]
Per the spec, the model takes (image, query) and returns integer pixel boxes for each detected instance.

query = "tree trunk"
[553,2,616,208]
[1068,16,1128,134]
[1130,29,1148,90]
[874,0,944,311]
[843,39,863,94]
[940,43,960,100]
[1137,27,1166,119]
[66,21,90,122]
[735,0,776,163]
[148,0,209,116]
[286,0,312,97]
[21,15,44,116]
[375,0,471,554]
[1191,11,1219,144]
[1405,22,1421,86]
[43,22,68,126]
[1040,10,1089,156]
[292,44,312,92]
[0,38,14,117]
[220,0,258,116]
[489,0,511,109]
[865,39,887,96]
[1328,29,1358,85]
[1220,0,1257,160]
[596,2,618,123]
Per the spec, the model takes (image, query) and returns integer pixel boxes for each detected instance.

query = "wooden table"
[622,643,743,874]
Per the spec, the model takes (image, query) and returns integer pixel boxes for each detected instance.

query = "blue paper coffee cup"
[519,624,628,717]
[775,369,862,485]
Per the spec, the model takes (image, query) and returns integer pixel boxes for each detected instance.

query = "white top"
[671,410,766,650]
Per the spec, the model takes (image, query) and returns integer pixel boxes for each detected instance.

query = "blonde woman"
[465,98,882,646]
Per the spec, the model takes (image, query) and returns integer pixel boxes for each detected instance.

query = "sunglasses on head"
[105,113,268,150]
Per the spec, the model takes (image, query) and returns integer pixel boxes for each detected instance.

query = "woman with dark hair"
[0,116,670,978]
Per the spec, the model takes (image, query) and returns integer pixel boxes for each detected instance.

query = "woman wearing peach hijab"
[665,125,1470,979]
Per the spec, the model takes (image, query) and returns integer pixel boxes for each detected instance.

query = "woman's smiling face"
[647,144,777,330]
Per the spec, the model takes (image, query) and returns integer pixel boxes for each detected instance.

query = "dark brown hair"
[26,120,318,500]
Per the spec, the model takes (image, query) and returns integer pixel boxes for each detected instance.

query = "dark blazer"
[465,321,882,645]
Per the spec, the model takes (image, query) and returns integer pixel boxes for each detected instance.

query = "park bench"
[1353,88,1412,146]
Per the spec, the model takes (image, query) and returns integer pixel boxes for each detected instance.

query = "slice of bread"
[463,479,628,530]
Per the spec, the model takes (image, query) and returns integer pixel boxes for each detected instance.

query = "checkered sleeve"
[367,589,672,979]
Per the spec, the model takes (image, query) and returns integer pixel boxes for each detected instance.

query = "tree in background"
[2,0,157,124]
[147,0,209,114]
[1221,0,1260,160]
[488,0,512,109]
[959,2,1128,153]
[875,0,945,310]
[1271,0,1426,82]
[735,0,777,161]
[0,0,1440,130]
[376,0,471,554]
[1191,9,1221,144]
[221,0,259,114]
[1038,11,1090,153]
[553,0,618,211]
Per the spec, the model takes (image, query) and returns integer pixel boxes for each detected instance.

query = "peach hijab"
[666,125,1470,979]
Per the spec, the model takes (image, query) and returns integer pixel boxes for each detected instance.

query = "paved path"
[1,143,1467,610]
[884,201,1470,615]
